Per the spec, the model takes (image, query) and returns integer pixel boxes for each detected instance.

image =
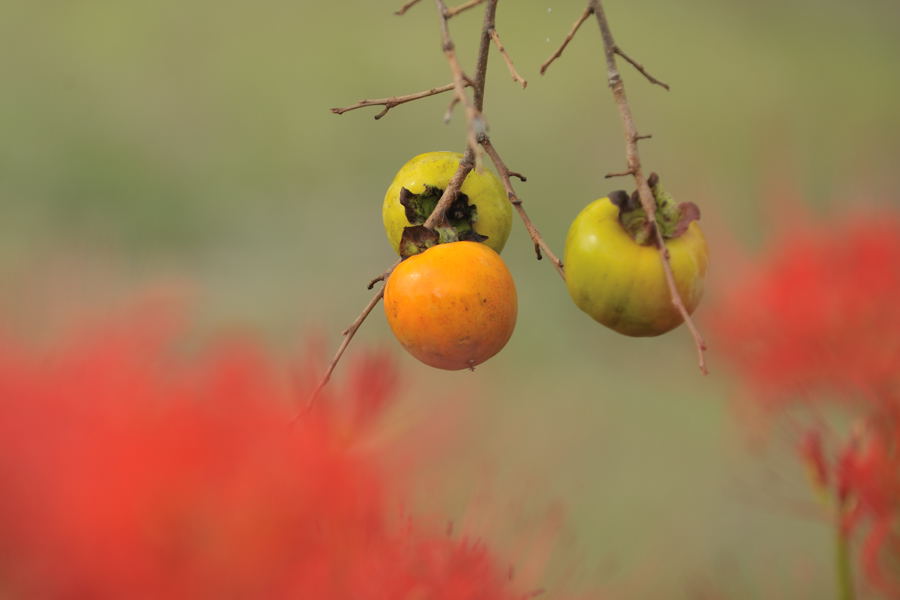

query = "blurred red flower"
[713,209,900,595]
[0,307,528,599]
[712,212,900,413]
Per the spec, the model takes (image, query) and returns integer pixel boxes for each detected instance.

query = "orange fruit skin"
[383,241,518,371]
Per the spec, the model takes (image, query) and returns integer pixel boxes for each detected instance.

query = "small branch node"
[509,171,526,181]
[634,133,652,141]
[605,169,635,179]
[368,261,400,290]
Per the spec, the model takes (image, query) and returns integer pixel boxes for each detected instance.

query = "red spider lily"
[837,421,900,597]
[713,209,900,594]
[0,307,530,599]
[711,212,900,413]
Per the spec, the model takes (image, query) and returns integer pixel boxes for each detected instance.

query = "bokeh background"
[2,0,899,596]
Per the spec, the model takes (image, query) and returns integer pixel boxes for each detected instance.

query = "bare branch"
[604,168,635,179]
[481,138,565,280]
[308,286,387,407]
[435,0,481,161]
[471,0,496,110]
[331,82,468,119]
[613,46,670,90]
[489,28,527,88]
[395,0,423,16]
[446,0,487,18]
[539,5,593,75]
[589,0,707,373]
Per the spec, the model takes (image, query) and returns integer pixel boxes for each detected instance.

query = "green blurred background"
[2,0,899,596]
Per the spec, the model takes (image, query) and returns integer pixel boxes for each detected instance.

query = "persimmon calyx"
[610,173,701,246]
[397,185,488,258]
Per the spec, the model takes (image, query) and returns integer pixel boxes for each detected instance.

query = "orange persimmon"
[383,241,517,370]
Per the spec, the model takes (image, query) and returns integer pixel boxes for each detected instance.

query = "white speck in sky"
[547,7,552,13]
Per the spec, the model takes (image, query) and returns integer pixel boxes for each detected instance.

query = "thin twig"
[613,46,670,90]
[331,82,468,119]
[368,260,402,289]
[604,168,634,179]
[446,0,487,18]
[395,0,423,15]
[489,28,527,88]
[539,5,593,75]
[436,0,481,162]
[308,286,387,406]
[481,138,565,280]
[589,0,707,373]
[443,95,461,123]
[474,1,562,277]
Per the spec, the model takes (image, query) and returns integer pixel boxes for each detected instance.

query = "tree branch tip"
[394,0,422,16]
[509,171,526,181]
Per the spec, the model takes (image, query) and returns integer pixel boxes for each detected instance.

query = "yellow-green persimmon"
[564,195,708,337]
[383,152,512,256]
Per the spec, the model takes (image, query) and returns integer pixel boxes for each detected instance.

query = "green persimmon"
[564,181,708,337]
[383,152,512,256]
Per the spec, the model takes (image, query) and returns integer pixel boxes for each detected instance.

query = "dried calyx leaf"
[398,186,487,258]
[399,226,438,258]
[610,173,701,246]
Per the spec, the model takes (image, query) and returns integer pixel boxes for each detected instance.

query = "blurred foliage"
[2,0,899,596]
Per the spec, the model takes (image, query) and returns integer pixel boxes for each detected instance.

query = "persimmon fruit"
[564,175,708,337]
[383,152,513,256]
[383,241,517,370]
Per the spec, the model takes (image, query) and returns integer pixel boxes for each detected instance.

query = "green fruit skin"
[564,197,708,337]
[383,152,513,255]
